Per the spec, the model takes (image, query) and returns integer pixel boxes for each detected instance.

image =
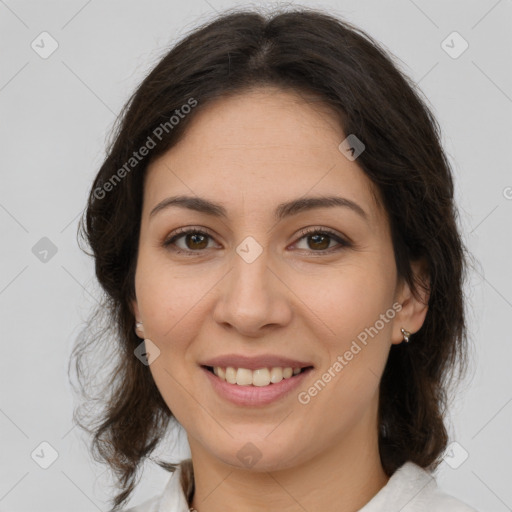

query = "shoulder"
[117,461,190,512]
[360,461,479,512]
[392,461,478,511]
[424,487,479,511]
[120,495,160,512]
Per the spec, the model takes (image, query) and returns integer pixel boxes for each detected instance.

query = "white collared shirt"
[121,459,478,512]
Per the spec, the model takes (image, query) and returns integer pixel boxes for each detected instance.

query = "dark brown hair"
[71,6,472,511]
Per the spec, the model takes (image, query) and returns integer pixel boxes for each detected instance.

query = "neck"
[187,407,389,512]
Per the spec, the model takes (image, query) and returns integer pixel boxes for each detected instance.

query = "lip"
[200,354,313,371]
[202,366,313,406]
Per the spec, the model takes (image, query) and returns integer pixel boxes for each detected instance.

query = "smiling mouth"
[202,365,314,387]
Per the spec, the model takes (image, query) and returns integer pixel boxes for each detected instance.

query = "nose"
[212,245,293,337]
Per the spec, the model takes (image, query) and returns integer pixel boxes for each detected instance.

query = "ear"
[131,299,140,321]
[131,299,146,338]
[391,258,430,345]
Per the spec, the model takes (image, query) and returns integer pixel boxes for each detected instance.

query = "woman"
[72,6,478,512]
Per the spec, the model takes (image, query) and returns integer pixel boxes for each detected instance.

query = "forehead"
[143,87,383,224]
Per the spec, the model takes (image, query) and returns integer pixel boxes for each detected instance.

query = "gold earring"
[401,328,411,343]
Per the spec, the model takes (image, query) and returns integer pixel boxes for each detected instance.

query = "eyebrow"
[149,194,368,222]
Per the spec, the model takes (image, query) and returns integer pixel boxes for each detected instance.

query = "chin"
[209,437,308,473]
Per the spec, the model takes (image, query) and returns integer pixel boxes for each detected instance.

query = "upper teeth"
[213,366,303,386]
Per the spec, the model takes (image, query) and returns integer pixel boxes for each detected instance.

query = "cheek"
[292,258,396,343]
[292,259,395,409]
[134,251,214,345]
[135,255,209,421]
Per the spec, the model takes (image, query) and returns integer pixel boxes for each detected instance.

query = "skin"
[131,86,429,512]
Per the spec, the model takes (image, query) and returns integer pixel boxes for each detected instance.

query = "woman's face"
[131,86,427,471]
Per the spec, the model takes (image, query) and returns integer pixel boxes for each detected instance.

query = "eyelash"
[162,226,351,256]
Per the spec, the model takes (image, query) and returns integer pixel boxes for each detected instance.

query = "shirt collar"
[155,459,435,512]
[357,461,436,511]
[157,459,193,512]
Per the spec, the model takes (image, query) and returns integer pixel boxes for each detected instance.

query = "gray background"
[1,0,511,510]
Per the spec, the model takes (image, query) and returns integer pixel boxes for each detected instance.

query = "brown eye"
[163,228,215,254]
[163,226,350,256]
[182,232,209,250]
[306,233,331,250]
[294,228,351,254]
